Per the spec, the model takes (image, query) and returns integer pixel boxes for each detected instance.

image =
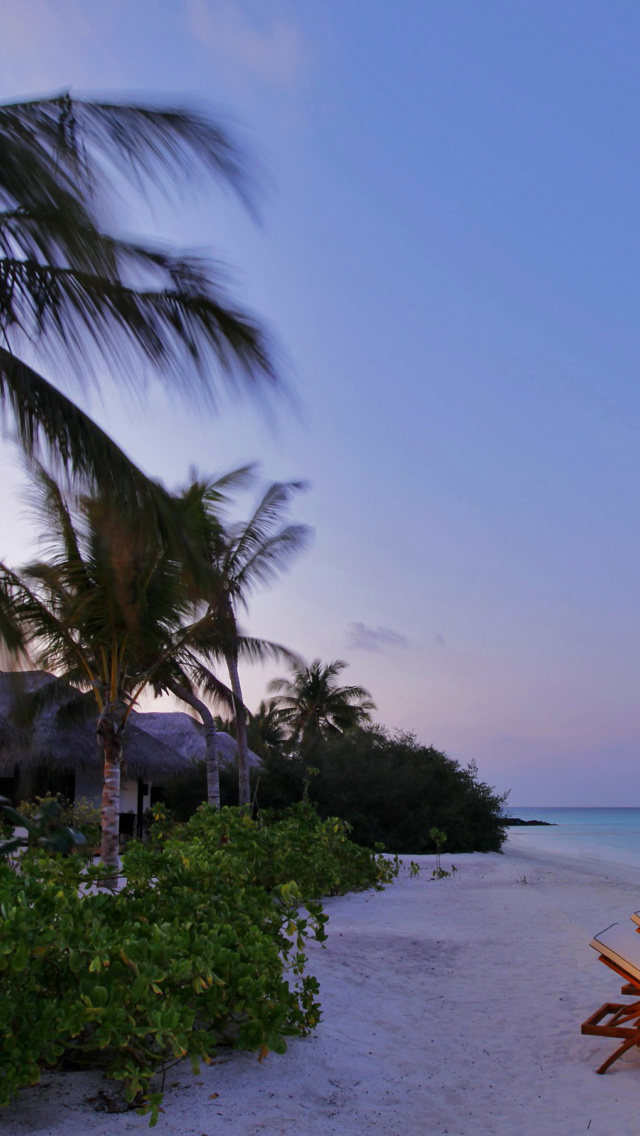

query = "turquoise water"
[505,808,640,873]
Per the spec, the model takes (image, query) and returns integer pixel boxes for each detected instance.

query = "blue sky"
[1,1,640,804]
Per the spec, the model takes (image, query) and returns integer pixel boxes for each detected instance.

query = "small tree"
[429,827,447,878]
[0,466,205,869]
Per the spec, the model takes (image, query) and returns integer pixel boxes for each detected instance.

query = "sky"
[1,0,640,805]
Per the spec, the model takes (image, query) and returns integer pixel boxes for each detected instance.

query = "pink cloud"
[185,0,307,91]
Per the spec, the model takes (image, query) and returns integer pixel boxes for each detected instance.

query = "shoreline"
[504,830,640,890]
[4,846,640,1135]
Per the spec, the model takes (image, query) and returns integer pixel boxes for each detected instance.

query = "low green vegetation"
[0,803,396,1125]
[10,795,101,848]
[429,827,451,878]
[0,795,88,856]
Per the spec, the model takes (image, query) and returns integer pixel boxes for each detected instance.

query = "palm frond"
[23,461,88,571]
[0,92,254,212]
[0,568,28,659]
[182,657,239,713]
[0,93,282,504]
[1,256,279,400]
[179,464,257,512]
[0,559,87,678]
[0,350,215,571]
[227,481,309,573]
[232,524,313,599]
[0,204,120,276]
[234,635,302,668]
[0,347,141,485]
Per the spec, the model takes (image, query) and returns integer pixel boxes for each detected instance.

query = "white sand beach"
[4,842,640,1136]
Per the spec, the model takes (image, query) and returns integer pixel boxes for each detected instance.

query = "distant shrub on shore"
[254,727,507,854]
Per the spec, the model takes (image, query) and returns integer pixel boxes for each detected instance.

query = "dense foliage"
[0,804,396,1124]
[251,727,507,854]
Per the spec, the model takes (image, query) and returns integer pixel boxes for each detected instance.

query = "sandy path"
[3,846,640,1135]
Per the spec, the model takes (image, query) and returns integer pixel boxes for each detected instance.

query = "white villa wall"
[74,768,150,815]
[120,778,148,815]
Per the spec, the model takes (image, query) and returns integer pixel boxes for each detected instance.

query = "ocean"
[505,807,640,874]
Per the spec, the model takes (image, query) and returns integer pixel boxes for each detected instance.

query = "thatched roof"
[133,711,260,768]
[0,672,259,781]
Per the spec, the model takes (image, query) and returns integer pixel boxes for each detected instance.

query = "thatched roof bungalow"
[0,672,259,835]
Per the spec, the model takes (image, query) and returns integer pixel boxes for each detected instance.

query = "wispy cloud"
[347,622,408,654]
[185,0,307,91]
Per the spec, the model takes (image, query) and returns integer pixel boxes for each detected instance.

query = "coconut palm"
[248,699,289,760]
[147,466,251,810]
[178,477,312,806]
[0,92,278,493]
[0,464,214,869]
[152,470,306,808]
[268,659,376,756]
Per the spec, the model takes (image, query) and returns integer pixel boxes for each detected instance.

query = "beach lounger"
[582,922,640,1073]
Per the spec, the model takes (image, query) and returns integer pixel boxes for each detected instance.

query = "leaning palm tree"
[0,92,278,494]
[268,659,376,757]
[0,464,212,869]
[177,477,312,806]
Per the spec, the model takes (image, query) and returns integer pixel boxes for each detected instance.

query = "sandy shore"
[4,842,640,1136]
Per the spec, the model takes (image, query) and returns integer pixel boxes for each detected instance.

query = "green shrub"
[162,802,398,897]
[0,796,89,856]
[0,803,395,1124]
[16,794,101,847]
[255,727,508,853]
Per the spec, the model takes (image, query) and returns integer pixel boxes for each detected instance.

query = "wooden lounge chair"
[582,922,640,1073]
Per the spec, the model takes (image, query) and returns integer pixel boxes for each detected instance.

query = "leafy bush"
[0,803,395,1124]
[0,796,88,856]
[16,794,101,846]
[162,802,398,897]
[255,727,508,853]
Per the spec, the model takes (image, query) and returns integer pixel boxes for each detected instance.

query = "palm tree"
[0,92,279,493]
[248,700,289,760]
[163,680,225,811]
[172,475,311,806]
[0,464,209,869]
[148,467,250,811]
[268,659,376,758]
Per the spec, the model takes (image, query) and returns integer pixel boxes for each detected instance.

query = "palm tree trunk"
[168,681,220,808]
[96,699,126,871]
[226,653,250,806]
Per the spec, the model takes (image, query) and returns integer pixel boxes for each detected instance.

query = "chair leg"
[582,1001,640,1073]
[596,1035,640,1075]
